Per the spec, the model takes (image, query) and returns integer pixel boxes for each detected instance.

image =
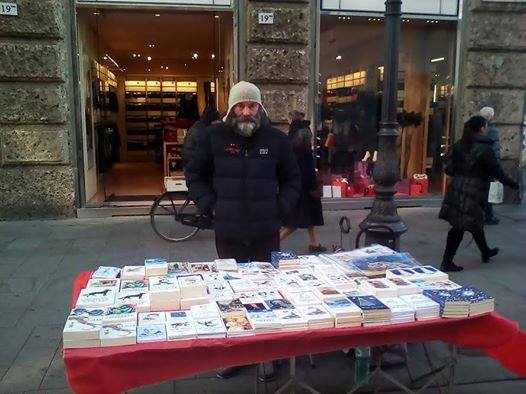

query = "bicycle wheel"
[150,193,199,242]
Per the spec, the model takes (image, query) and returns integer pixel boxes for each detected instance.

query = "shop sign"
[76,0,231,6]
[0,2,18,16]
[322,0,459,16]
[258,12,274,25]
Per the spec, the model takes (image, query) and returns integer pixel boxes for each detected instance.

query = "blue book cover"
[349,253,419,277]
[145,257,167,265]
[454,287,494,303]
[348,295,389,311]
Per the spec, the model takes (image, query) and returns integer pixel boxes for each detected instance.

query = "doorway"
[76,7,234,206]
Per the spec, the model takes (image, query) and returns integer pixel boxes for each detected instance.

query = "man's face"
[233,102,259,118]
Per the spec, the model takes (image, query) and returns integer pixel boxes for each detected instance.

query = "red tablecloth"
[63,272,526,394]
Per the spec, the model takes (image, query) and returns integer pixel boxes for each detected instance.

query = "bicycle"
[150,191,213,242]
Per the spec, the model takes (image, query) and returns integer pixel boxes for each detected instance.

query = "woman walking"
[439,115,519,272]
[280,111,326,252]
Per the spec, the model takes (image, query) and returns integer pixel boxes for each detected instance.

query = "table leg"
[448,345,457,393]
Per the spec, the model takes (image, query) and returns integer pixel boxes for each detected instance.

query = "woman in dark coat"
[439,115,519,272]
[280,111,326,252]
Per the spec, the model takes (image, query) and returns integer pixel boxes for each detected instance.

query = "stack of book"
[358,279,398,298]
[410,279,461,291]
[423,289,470,318]
[86,278,120,289]
[271,251,301,270]
[138,311,166,325]
[228,278,258,293]
[115,289,151,312]
[399,294,440,320]
[378,297,415,324]
[349,296,391,326]
[247,308,282,333]
[167,262,191,276]
[63,310,102,348]
[223,315,255,337]
[298,305,334,329]
[273,308,308,331]
[412,266,448,281]
[103,304,138,324]
[216,298,247,318]
[323,297,362,328]
[189,262,216,274]
[76,287,116,308]
[121,266,145,281]
[165,311,197,340]
[149,275,181,311]
[459,287,495,316]
[286,290,322,307]
[313,286,343,302]
[144,258,168,277]
[137,324,167,343]
[190,303,226,338]
[178,275,209,308]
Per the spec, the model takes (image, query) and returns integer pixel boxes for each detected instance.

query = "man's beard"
[228,113,261,137]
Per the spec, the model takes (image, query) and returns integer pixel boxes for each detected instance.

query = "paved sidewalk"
[0,204,525,393]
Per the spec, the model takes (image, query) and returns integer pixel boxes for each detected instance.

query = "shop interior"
[318,16,456,198]
[77,8,233,205]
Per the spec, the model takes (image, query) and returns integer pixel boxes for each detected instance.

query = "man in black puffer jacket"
[185,81,301,263]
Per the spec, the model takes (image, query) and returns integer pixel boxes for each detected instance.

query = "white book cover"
[166,321,197,340]
[287,290,322,306]
[87,278,120,289]
[223,316,255,336]
[121,266,146,280]
[256,290,283,301]
[410,279,462,291]
[76,288,116,308]
[63,316,102,341]
[137,324,167,343]
[247,310,282,328]
[103,304,138,324]
[120,279,149,293]
[298,305,334,323]
[115,291,150,312]
[323,297,362,316]
[149,275,181,293]
[220,271,243,281]
[297,255,326,266]
[92,266,121,279]
[378,297,415,315]
[190,303,220,319]
[273,309,308,328]
[167,262,191,275]
[361,278,398,297]
[138,311,166,325]
[180,296,210,309]
[194,317,227,337]
[228,278,258,293]
[178,274,205,288]
[411,265,448,281]
[214,259,238,272]
[207,280,233,294]
[399,294,440,310]
[100,323,136,346]
[69,307,105,322]
[313,286,343,301]
[238,292,264,304]
[144,258,168,276]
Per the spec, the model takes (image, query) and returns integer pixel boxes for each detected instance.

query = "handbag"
[488,181,503,204]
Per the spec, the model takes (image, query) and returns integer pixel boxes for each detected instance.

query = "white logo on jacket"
[259,148,269,155]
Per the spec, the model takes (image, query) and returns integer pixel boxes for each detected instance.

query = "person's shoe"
[440,261,464,272]
[216,366,242,379]
[309,244,327,253]
[484,217,500,225]
[482,248,499,263]
[257,362,276,382]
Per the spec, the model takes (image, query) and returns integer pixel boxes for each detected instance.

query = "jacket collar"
[474,134,493,145]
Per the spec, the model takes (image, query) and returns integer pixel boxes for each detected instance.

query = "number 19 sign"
[258,12,274,25]
[0,2,18,16]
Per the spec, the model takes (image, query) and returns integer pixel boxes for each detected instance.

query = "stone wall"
[457,0,526,202]
[243,0,314,128]
[0,0,76,218]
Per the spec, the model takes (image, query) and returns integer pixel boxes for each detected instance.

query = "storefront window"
[318,16,457,198]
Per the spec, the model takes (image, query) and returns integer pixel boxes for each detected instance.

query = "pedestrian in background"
[280,111,326,253]
[479,106,501,225]
[439,115,519,272]
[182,107,221,167]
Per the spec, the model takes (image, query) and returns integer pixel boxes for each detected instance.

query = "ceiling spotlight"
[93,11,100,16]
[148,44,155,48]
[154,14,160,17]
[211,53,216,59]
[184,63,187,67]
[336,55,342,60]
[147,56,152,61]
[165,66,168,70]
[103,56,108,60]
[192,53,198,60]
[132,53,137,58]
[214,15,219,19]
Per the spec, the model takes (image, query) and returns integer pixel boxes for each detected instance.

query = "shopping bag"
[488,181,503,204]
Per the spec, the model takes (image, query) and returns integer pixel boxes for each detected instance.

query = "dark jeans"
[215,234,280,263]
[443,227,490,263]
[484,201,494,220]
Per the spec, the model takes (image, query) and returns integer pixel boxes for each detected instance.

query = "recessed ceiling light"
[192,53,198,60]
[148,44,155,48]
[155,14,160,17]
[93,11,100,16]
[184,63,187,67]
[147,56,152,61]
[165,66,168,70]
[148,68,151,72]
[211,53,216,59]
[103,56,108,60]
[336,55,342,60]
[214,15,219,19]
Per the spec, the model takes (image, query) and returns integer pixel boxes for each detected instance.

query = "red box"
[346,185,355,198]
[364,185,376,197]
[409,176,429,196]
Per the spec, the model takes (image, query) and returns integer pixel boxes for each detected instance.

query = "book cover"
[120,279,149,292]
[324,297,359,310]
[86,278,120,288]
[214,258,238,272]
[266,298,294,310]
[216,298,246,317]
[189,262,216,274]
[348,295,389,311]
[104,304,138,324]
[69,307,105,321]
[190,303,220,319]
[348,253,419,277]
[167,262,190,275]
[138,311,165,325]
[63,316,102,340]
[137,324,167,343]
[100,322,136,342]
[121,266,146,279]
[194,317,226,337]
[76,288,116,308]
[223,316,254,335]
[243,302,269,313]
[92,266,121,279]
[149,276,180,292]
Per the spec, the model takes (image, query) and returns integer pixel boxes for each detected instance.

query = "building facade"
[0,0,524,218]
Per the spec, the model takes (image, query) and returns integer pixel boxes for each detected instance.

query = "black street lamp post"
[359,0,407,250]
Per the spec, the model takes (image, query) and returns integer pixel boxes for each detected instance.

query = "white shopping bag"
[488,181,503,204]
